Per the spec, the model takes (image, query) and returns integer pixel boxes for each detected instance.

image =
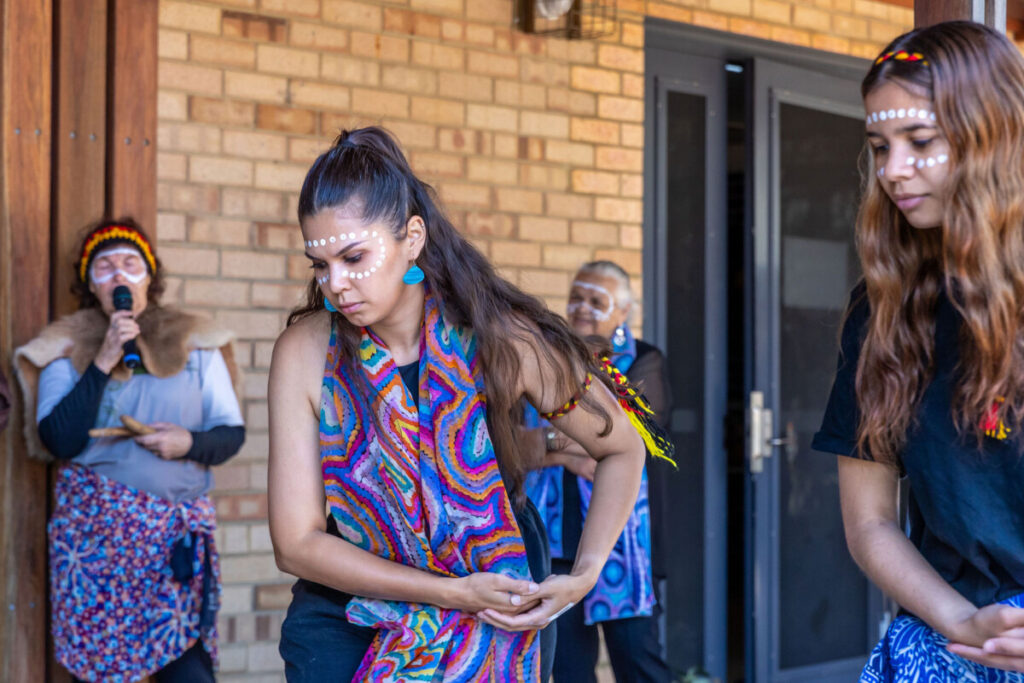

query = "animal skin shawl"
[13,306,243,462]
[319,292,540,682]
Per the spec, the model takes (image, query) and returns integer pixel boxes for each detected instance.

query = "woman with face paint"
[524,261,673,683]
[267,127,662,682]
[812,22,1024,679]
[13,218,246,683]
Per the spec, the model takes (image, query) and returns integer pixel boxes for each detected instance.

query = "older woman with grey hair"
[525,260,673,683]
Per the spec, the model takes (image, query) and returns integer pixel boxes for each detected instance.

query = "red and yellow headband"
[78,225,157,282]
[875,50,929,66]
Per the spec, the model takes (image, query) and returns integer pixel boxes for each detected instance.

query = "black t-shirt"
[812,283,1024,607]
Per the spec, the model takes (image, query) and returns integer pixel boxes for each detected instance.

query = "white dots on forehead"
[313,229,390,290]
[866,108,936,126]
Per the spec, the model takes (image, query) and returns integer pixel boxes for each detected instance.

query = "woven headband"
[78,225,157,282]
[875,50,929,66]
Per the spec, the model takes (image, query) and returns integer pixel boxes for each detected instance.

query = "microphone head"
[112,285,133,312]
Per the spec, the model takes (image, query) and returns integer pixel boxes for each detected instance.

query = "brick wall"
[155,0,912,678]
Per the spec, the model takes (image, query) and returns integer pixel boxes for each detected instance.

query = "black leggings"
[72,640,214,683]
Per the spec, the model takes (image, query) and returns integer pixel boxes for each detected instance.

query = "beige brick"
[812,34,852,54]
[189,217,253,246]
[410,96,464,125]
[382,119,438,149]
[519,163,568,190]
[621,173,643,198]
[491,240,541,267]
[159,245,219,276]
[158,29,188,60]
[254,162,309,192]
[518,216,568,243]
[647,3,693,23]
[520,111,569,139]
[729,17,773,40]
[436,128,480,153]
[213,463,250,491]
[464,1,511,23]
[158,91,188,121]
[595,146,642,172]
[190,156,254,186]
[792,5,831,31]
[546,193,593,220]
[547,88,597,116]
[466,104,517,132]
[225,71,288,103]
[438,73,493,102]
[190,97,256,127]
[157,212,187,241]
[222,250,286,280]
[572,169,619,195]
[494,81,545,109]
[350,87,409,117]
[753,0,791,23]
[514,135,543,161]
[464,212,515,237]
[411,151,464,178]
[769,25,812,47]
[256,44,320,77]
[465,22,496,47]
[255,222,303,250]
[595,197,642,223]
[223,188,288,220]
[220,553,281,582]
[156,124,211,157]
[185,278,250,306]
[411,43,465,72]
[439,182,492,208]
[410,0,463,14]
[290,81,351,111]
[159,1,221,33]
[596,44,643,73]
[518,269,572,296]
[466,50,517,78]
[620,225,643,249]
[494,187,542,214]
[251,282,305,307]
[466,158,518,185]
[158,183,221,213]
[256,583,295,611]
[257,104,317,135]
[620,21,644,47]
[223,130,288,160]
[287,138,323,164]
[598,95,643,123]
[571,117,619,145]
[833,14,869,39]
[290,21,349,52]
[708,0,751,13]
[350,31,409,62]
[157,152,187,181]
[621,123,643,149]
[159,62,222,97]
[191,36,255,69]
[321,54,381,86]
[262,0,320,16]
[520,58,569,87]
[382,65,438,94]
[571,220,618,245]
[693,10,730,31]
[543,244,591,270]
[383,7,414,33]
[322,0,382,30]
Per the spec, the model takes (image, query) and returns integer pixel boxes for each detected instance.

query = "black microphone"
[112,285,141,369]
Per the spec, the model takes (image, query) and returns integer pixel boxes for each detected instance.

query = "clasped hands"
[450,570,594,632]
[946,603,1024,671]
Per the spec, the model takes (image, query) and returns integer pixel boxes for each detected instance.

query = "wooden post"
[106,0,157,231]
[915,0,1007,30]
[0,1,52,682]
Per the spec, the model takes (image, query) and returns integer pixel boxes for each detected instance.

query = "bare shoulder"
[270,311,332,388]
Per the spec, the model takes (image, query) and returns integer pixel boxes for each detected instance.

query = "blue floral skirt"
[863,594,1024,682]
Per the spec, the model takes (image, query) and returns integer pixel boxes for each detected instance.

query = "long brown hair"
[289,126,617,500]
[856,21,1024,464]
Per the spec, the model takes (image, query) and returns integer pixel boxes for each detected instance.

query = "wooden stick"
[120,415,155,435]
[89,427,133,438]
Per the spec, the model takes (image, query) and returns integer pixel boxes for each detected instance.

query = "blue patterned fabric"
[863,594,1024,682]
[524,328,655,626]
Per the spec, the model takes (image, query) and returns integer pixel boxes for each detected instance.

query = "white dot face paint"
[566,280,616,322]
[308,232,390,292]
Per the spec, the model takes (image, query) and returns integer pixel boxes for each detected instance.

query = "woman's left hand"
[948,628,1024,671]
[135,422,194,460]
[475,572,592,631]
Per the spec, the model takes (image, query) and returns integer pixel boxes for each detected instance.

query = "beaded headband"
[875,50,929,66]
[78,225,157,282]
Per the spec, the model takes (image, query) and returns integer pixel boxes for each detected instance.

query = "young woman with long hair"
[813,21,1024,679]
[267,126,650,682]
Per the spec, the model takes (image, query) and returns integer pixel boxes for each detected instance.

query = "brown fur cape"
[14,306,244,462]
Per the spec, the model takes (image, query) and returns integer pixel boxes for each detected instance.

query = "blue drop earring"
[403,264,425,285]
[324,298,338,313]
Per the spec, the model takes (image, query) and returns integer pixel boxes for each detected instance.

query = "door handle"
[749,392,798,473]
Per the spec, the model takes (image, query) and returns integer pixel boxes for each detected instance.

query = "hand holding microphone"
[94,285,142,374]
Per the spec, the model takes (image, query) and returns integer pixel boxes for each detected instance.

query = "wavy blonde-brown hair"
[856,21,1024,465]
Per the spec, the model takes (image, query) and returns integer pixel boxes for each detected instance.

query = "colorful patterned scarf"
[49,465,219,682]
[319,292,540,681]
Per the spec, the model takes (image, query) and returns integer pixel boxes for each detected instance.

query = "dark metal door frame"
[644,47,728,679]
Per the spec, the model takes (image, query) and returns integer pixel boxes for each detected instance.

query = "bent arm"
[839,456,978,642]
[37,361,109,460]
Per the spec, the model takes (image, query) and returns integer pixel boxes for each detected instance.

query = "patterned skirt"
[49,465,220,682]
[863,594,1024,682]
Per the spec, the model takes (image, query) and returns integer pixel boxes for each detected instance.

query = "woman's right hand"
[95,310,140,374]
[447,572,541,615]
